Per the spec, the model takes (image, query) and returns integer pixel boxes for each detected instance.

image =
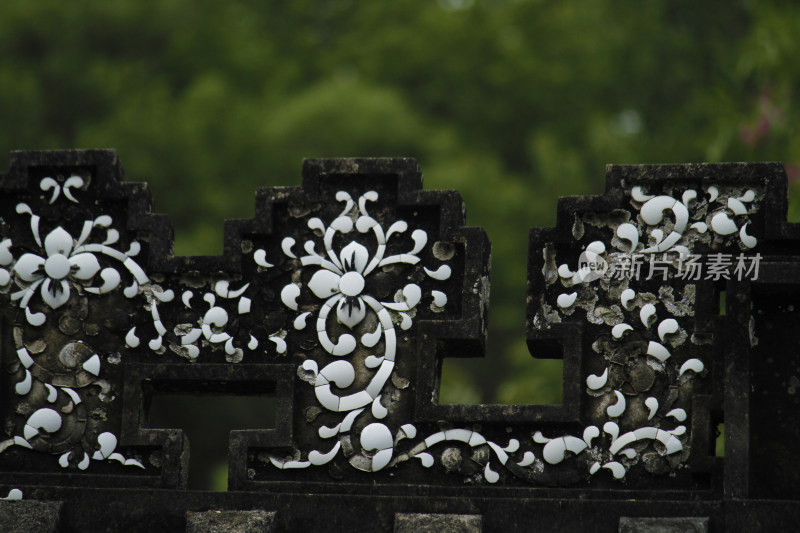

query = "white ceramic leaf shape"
[308,270,341,299]
[557,292,577,308]
[361,423,393,451]
[281,283,301,310]
[711,211,738,235]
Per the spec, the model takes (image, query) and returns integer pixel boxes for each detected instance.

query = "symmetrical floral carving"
[0,157,765,489]
[269,191,467,472]
[1,175,147,471]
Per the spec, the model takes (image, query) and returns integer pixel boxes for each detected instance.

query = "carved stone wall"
[1,151,799,532]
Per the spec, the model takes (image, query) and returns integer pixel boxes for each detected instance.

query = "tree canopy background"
[2,0,798,489]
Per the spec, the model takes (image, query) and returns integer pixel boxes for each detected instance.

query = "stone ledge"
[394,512,482,532]
[0,500,63,533]
[185,510,275,533]
[619,516,710,533]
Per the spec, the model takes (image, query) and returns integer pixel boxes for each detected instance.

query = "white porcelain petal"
[557,292,578,308]
[280,284,301,310]
[372,448,393,472]
[620,288,636,309]
[431,290,447,307]
[0,239,12,265]
[645,397,659,420]
[679,358,704,376]
[96,432,118,459]
[647,341,671,362]
[738,189,756,202]
[339,241,370,273]
[641,196,677,225]
[640,303,656,327]
[611,323,633,339]
[25,408,62,437]
[740,223,757,248]
[82,354,101,376]
[13,254,45,282]
[631,186,654,202]
[361,422,393,451]
[586,241,605,254]
[424,265,451,280]
[603,462,626,479]
[583,426,600,446]
[657,318,679,341]
[615,223,639,251]
[41,279,70,309]
[409,229,427,255]
[543,438,568,464]
[44,226,73,257]
[337,297,366,329]
[401,284,422,309]
[711,212,738,235]
[606,390,626,417]
[672,201,689,233]
[308,269,341,299]
[728,197,747,215]
[69,253,101,280]
[412,452,433,468]
[586,368,608,390]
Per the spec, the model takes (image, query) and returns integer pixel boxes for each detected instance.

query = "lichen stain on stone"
[542,245,558,286]
[572,215,585,240]
[659,285,695,318]
[583,209,631,230]
[432,241,456,261]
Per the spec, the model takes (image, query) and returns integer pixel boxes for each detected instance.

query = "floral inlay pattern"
[1,176,148,471]
[0,157,766,489]
[534,183,761,479]
[265,191,533,480]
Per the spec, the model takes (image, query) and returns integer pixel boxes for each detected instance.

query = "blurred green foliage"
[2,0,799,410]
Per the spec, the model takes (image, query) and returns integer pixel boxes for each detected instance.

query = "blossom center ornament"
[44,254,70,280]
[339,271,365,297]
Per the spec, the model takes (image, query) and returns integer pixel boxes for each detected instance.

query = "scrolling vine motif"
[536,183,760,479]
[1,174,148,471]
[267,191,518,477]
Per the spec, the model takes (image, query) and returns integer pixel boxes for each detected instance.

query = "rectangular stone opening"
[715,422,725,457]
[748,284,800,498]
[440,356,563,405]
[146,393,276,491]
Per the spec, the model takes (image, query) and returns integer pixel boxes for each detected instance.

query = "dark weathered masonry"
[1,150,799,532]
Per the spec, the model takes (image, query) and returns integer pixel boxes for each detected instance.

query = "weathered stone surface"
[618,516,709,533]
[185,510,275,533]
[0,152,799,530]
[0,500,63,533]
[394,513,481,533]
